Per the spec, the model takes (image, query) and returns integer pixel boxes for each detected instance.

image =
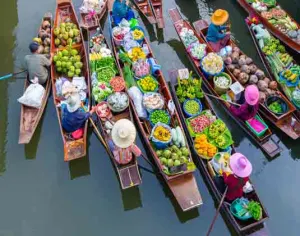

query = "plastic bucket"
[213,72,232,95]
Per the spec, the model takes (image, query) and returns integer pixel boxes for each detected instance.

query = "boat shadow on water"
[68,130,92,179]
[121,186,143,211]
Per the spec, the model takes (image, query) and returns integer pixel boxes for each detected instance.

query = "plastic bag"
[128,86,147,118]
[119,19,130,28]
[72,76,87,101]
[18,83,45,108]
[148,57,161,75]
[243,181,254,193]
[55,77,69,97]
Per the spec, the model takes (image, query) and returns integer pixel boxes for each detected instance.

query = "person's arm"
[229,104,247,117]
[212,25,226,40]
[41,54,52,67]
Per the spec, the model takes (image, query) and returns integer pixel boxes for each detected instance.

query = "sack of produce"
[18,83,45,108]
[142,92,165,112]
[187,41,206,60]
[150,122,172,149]
[127,86,147,118]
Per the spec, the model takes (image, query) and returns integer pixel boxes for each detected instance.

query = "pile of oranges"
[194,134,217,159]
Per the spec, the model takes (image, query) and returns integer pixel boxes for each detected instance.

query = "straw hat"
[211,9,229,26]
[65,92,81,113]
[245,85,259,105]
[111,119,137,148]
[229,153,252,178]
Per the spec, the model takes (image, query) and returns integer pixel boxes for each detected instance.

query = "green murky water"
[0,0,299,235]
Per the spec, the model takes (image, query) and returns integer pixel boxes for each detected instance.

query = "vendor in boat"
[60,82,95,134]
[112,0,135,25]
[206,9,230,52]
[229,85,259,121]
[24,42,53,85]
[222,153,252,202]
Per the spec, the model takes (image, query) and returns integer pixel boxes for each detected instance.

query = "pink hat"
[229,153,252,178]
[245,85,259,105]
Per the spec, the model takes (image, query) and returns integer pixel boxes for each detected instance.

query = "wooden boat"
[245,17,300,120]
[169,68,269,234]
[50,0,91,161]
[132,0,156,24]
[237,0,300,53]
[149,0,165,28]
[168,8,282,158]
[80,0,108,30]
[88,28,142,189]
[109,12,203,211]
[192,19,300,140]
[19,13,52,144]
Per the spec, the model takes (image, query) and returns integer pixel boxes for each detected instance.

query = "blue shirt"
[206,24,227,43]
[112,0,129,18]
[61,104,90,133]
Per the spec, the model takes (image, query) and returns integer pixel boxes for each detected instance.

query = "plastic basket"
[279,72,299,87]
[182,99,202,118]
[137,75,159,94]
[265,95,289,116]
[150,122,172,149]
[230,198,252,221]
[148,109,171,127]
[200,58,224,78]
[106,92,129,113]
[131,26,145,45]
[142,92,165,113]
[245,115,268,138]
[213,72,232,95]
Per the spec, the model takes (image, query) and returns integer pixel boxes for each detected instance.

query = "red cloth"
[222,173,249,201]
[208,34,230,52]
[229,102,259,121]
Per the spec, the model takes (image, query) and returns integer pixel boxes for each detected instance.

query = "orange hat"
[211,9,229,26]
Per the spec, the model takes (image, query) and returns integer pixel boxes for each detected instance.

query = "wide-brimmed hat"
[211,9,229,26]
[65,92,81,113]
[111,119,136,148]
[245,85,259,105]
[229,153,252,178]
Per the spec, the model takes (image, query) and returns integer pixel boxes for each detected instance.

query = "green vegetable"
[97,66,117,83]
[268,101,283,113]
[248,201,262,221]
[184,99,200,115]
[150,110,170,125]
[123,64,136,87]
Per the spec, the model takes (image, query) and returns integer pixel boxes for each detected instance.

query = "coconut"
[228,64,236,72]
[245,57,253,65]
[249,75,258,84]
[249,64,257,74]
[238,72,249,84]
[241,65,250,74]
[257,80,268,91]
[42,20,51,29]
[269,81,278,90]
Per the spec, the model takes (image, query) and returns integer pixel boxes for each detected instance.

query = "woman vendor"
[230,85,259,121]
[60,82,95,134]
[206,9,230,52]
[223,153,252,202]
[112,0,135,25]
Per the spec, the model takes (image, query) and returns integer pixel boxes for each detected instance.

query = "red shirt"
[222,173,249,201]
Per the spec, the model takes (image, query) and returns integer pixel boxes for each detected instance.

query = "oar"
[203,92,241,107]
[0,70,27,81]
[206,187,228,236]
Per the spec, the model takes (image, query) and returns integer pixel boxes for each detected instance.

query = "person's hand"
[90,106,96,114]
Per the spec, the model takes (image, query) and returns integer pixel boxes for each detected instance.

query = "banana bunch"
[89,53,102,61]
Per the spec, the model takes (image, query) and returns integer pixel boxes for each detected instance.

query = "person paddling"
[206,9,231,52]
[222,153,252,202]
[24,42,53,84]
[112,0,135,25]
[230,85,260,121]
[60,82,95,134]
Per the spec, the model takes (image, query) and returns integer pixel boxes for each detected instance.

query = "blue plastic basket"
[182,99,202,118]
[150,122,172,149]
[131,26,145,45]
[230,198,252,221]
[279,72,299,87]
[200,58,224,78]
[148,109,171,127]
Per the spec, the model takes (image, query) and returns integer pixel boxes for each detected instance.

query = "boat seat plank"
[119,165,141,189]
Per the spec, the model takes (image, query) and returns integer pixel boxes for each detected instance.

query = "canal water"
[0,0,299,235]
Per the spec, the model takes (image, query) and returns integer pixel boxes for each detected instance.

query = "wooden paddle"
[203,92,241,107]
[206,187,228,236]
[0,70,27,81]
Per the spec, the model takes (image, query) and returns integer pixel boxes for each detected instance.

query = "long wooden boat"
[245,17,300,120]
[19,13,52,144]
[169,68,268,234]
[50,0,91,161]
[149,0,164,28]
[192,19,300,140]
[88,28,142,189]
[80,0,108,30]
[109,12,203,211]
[132,0,156,24]
[237,0,300,53]
[168,8,281,158]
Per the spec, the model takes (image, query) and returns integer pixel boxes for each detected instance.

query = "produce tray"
[137,76,159,94]
[245,115,268,138]
[202,127,233,149]
[185,110,214,137]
